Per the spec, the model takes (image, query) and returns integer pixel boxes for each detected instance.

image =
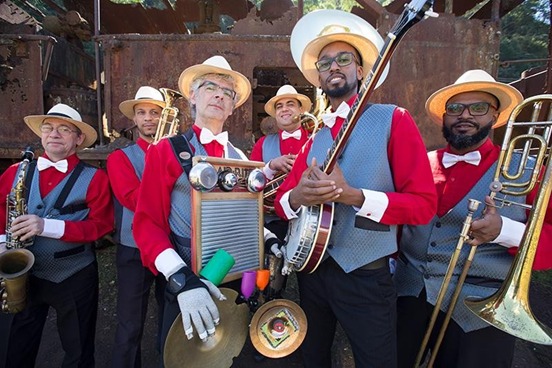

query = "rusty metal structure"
[0,0,533,168]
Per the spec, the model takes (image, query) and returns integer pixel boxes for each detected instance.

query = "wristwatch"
[167,267,188,295]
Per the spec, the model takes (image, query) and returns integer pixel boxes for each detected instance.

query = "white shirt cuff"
[155,248,187,279]
[279,190,300,219]
[354,189,388,222]
[0,234,5,243]
[40,219,65,239]
[262,162,277,180]
[493,216,525,248]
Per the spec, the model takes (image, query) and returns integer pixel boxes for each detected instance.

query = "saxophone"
[0,146,36,313]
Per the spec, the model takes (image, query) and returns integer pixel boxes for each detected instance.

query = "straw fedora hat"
[24,103,97,149]
[426,69,524,128]
[178,55,251,108]
[264,85,312,117]
[290,9,389,88]
[119,86,166,119]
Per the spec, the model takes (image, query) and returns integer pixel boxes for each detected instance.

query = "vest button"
[333,220,337,226]
[427,256,432,262]
[424,273,430,279]
[435,222,442,228]
[37,204,43,209]
[430,241,437,247]
[328,244,334,249]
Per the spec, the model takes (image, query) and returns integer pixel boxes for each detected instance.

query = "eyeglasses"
[315,52,360,72]
[445,102,498,117]
[198,81,236,99]
[40,124,79,136]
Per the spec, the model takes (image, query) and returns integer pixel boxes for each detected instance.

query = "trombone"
[416,95,552,367]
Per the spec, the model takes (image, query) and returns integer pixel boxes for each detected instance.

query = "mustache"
[451,120,479,129]
[326,72,346,83]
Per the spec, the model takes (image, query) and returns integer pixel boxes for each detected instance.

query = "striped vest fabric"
[168,133,243,264]
[23,163,97,283]
[306,104,397,272]
[114,144,144,248]
[395,154,530,332]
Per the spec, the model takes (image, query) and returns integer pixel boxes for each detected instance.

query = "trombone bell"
[464,94,552,346]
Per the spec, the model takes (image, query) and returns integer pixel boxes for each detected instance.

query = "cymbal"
[249,299,307,358]
[163,288,249,368]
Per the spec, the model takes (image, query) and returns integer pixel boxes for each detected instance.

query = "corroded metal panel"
[99,34,297,152]
[0,35,47,159]
[372,13,501,151]
[99,13,499,154]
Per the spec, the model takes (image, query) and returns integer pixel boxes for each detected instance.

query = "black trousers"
[112,245,166,368]
[297,257,397,368]
[4,261,99,368]
[397,290,516,368]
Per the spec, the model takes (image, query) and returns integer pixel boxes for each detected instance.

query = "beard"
[442,120,493,150]
[322,74,358,98]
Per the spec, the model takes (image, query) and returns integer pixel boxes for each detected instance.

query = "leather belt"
[359,256,388,270]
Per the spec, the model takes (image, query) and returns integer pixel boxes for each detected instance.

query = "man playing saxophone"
[0,103,113,368]
[107,86,167,367]
[394,70,552,368]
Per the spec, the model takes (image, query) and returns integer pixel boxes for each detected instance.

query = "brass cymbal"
[163,288,249,368]
[249,299,307,358]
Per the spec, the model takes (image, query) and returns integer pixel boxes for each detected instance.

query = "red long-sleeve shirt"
[431,138,552,270]
[107,138,149,211]
[274,104,437,226]
[249,127,309,162]
[0,153,113,243]
[133,126,228,273]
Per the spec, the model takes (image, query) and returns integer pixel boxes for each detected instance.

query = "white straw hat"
[264,85,312,117]
[24,103,97,149]
[119,86,166,119]
[178,55,251,108]
[290,9,389,88]
[425,69,524,128]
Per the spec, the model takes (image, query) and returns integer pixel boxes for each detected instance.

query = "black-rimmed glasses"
[445,102,498,116]
[315,52,360,72]
[198,81,236,99]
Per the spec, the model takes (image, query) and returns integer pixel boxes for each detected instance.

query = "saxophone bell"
[0,249,35,313]
[153,88,184,144]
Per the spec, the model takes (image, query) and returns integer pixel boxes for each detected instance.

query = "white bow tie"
[37,157,68,173]
[442,151,481,168]
[281,130,302,140]
[199,129,228,146]
[321,102,350,128]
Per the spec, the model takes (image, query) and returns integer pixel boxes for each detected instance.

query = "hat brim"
[119,99,166,119]
[301,33,389,88]
[178,64,251,108]
[24,115,98,149]
[264,93,312,117]
[425,81,524,129]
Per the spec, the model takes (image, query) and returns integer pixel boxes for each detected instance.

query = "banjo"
[284,0,436,273]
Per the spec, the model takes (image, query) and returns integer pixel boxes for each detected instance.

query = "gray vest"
[113,144,144,248]
[261,134,281,163]
[307,104,397,272]
[168,133,243,264]
[395,154,530,332]
[22,163,97,283]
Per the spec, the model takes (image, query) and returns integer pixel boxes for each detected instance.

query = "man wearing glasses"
[394,69,552,367]
[274,11,437,368]
[132,55,274,361]
[0,103,113,367]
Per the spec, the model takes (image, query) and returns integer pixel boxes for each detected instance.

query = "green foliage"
[499,0,550,82]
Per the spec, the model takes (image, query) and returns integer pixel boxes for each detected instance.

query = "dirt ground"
[34,244,552,368]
